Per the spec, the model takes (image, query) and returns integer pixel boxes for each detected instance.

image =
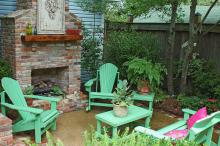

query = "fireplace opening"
[31,67,69,97]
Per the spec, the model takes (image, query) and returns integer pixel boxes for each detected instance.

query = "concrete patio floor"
[52,108,179,146]
[14,107,219,146]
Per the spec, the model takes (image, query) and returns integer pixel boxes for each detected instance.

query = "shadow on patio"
[52,108,178,146]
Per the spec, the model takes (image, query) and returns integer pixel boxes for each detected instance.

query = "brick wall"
[16,0,36,10]
[1,18,16,76]
[0,113,13,146]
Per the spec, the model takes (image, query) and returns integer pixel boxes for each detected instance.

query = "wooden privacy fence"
[105,22,220,72]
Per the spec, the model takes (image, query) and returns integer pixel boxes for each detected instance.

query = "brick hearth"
[0,113,13,146]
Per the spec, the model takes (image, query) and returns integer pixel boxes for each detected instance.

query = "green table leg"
[97,120,102,135]
[145,116,151,128]
[112,127,118,138]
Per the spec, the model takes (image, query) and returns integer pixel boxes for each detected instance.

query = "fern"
[125,58,167,90]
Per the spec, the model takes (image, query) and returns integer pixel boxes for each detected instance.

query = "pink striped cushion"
[187,107,207,129]
[165,129,188,139]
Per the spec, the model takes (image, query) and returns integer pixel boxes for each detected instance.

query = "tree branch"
[200,20,220,38]
[196,0,218,32]
[201,0,218,24]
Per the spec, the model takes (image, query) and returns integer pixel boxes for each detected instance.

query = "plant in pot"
[125,58,167,93]
[112,80,133,117]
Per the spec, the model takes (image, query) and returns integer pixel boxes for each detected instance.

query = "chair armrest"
[1,103,43,115]
[85,78,97,92]
[157,120,187,134]
[85,78,97,87]
[1,91,6,103]
[24,95,61,102]
[182,108,196,115]
[182,108,196,120]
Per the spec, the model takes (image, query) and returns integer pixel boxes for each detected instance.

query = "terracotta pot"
[113,104,128,117]
[137,80,150,94]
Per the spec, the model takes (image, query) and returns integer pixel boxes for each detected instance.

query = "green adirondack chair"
[85,63,122,111]
[135,109,220,146]
[0,77,61,143]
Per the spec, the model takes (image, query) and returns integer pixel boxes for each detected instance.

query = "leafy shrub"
[0,59,12,91]
[104,31,161,78]
[154,88,169,103]
[81,28,103,77]
[188,54,220,99]
[84,127,200,146]
[24,131,64,146]
[177,94,220,113]
[176,54,220,112]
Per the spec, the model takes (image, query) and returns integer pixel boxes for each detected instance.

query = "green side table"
[132,91,155,111]
[95,106,152,138]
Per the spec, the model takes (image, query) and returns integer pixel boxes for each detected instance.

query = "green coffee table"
[96,106,152,138]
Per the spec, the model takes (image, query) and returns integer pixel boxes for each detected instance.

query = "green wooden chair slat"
[99,63,118,93]
[2,78,30,120]
[158,120,187,134]
[0,77,61,143]
[85,63,121,111]
[135,109,220,146]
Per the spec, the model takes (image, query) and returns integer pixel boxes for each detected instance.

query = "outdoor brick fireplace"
[1,0,82,95]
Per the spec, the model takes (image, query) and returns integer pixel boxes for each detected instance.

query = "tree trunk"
[166,0,178,95]
[180,0,197,93]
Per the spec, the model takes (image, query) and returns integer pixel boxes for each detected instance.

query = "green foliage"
[124,0,168,17]
[24,85,34,95]
[76,0,110,13]
[186,0,220,5]
[177,94,220,113]
[46,131,64,146]
[76,0,188,22]
[81,28,103,77]
[76,0,127,22]
[24,131,64,146]
[154,88,169,103]
[84,127,200,146]
[104,31,161,77]
[188,54,220,98]
[0,59,12,91]
[51,85,65,96]
[105,2,127,22]
[125,58,167,90]
[112,80,133,106]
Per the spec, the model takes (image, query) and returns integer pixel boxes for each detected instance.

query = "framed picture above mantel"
[37,0,65,34]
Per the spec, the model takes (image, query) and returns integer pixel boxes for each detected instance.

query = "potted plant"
[112,80,133,117]
[125,58,167,93]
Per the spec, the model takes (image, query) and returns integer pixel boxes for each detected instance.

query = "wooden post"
[127,14,133,23]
